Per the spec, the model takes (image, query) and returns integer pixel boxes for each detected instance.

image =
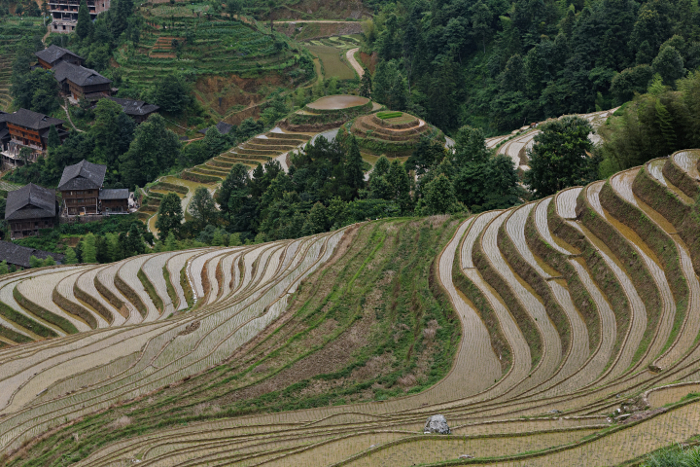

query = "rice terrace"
[2,0,700,465]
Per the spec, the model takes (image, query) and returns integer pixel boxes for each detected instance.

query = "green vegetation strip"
[52,289,98,329]
[137,269,164,313]
[377,111,402,120]
[163,264,179,312]
[0,324,33,344]
[180,265,194,309]
[114,273,148,319]
[13,287,78,335]
[0,299,56,338]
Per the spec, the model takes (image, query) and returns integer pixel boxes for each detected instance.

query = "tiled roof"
[106,97,159,116]
[198,121,234,135]
[57,160,107,191]
[2,109,64,130]
[35,45,82,65]
[0,241,64,268]
[53,61,111,87]
[99,188,129,200]
[5,183,57,221]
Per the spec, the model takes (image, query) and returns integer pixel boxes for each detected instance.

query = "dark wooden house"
[0,241,63,268]
[4,183,59,239]
[105,97,159,124]
[35,45,84,69]
[0,109,68,168]
[99,188,129,213]
[53,61,111,102]
[58,160,106,215]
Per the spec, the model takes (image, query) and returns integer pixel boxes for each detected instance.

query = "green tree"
[652,45,685,86]
[372,60,408,110]
[156,193,184,240]
[47,125,61,150]
[164,231,178,251]
[42,256,55,267]
[302,202,328,235]
[119,114,181,188]
[0,261,8,275]
[359,68,372,98]
[11,68,60,114]
[344,136,364,198]
[80,233,97,263]
[610,65,654,105]
[126,223,146,256]
[93,99,135,166]
[218,163,250,224]
[423,174,458,214]
[153,74,191,114]
[75,0,92,39]
[63,247,78,264]
[654,98,676,153]
[387,159,412,212]
[524,116,595,198]
[29,256,43,268]
[189,187,217,230]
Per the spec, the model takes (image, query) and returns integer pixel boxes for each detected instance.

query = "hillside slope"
[1,151,700,465]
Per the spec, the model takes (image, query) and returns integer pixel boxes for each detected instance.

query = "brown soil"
[195,74,284,121]
[307,95,369,110]
[359,52,378,74]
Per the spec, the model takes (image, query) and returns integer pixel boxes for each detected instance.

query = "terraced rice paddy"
[339,111,445,157]
[2,149,700,465]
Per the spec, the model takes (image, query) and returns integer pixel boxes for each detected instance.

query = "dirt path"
[62,100,84,133]
[42,23,51,45]
[345,47,363,77]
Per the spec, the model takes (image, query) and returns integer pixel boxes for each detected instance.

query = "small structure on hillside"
[4,184,59,239]
[0,109,68,168]
[58,159,106,215]
[52,61,112,102]
[99,188,129,213]
[105,97,159,124]
[0,241,63,268]
[199,121,234,136]
[35,45,84,69]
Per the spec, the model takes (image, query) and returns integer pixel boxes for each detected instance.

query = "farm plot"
[2,153,700,466]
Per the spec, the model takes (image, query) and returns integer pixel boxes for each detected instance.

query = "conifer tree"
[359,68,372,98]
[75,0,92,39]
[344,136,365,198]
[80,233,97,263]
[63,247,78,264]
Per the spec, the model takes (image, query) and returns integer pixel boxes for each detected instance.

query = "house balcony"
[1,140,44,163]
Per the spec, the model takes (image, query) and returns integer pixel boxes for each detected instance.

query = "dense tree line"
[361,0,700,134]
[598,69,700,175]
[146,127,524,243]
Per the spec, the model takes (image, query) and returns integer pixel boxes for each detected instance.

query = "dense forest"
[361,0,700,134]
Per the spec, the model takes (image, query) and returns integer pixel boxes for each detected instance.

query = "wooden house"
[57,160,106,215]
[99,188,129,213]
[4,183,59,239]
[0,109,68,168]
[52,61,111,102]
[35,45,83,69]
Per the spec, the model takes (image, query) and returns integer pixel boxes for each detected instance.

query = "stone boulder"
[424,414,451,434]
